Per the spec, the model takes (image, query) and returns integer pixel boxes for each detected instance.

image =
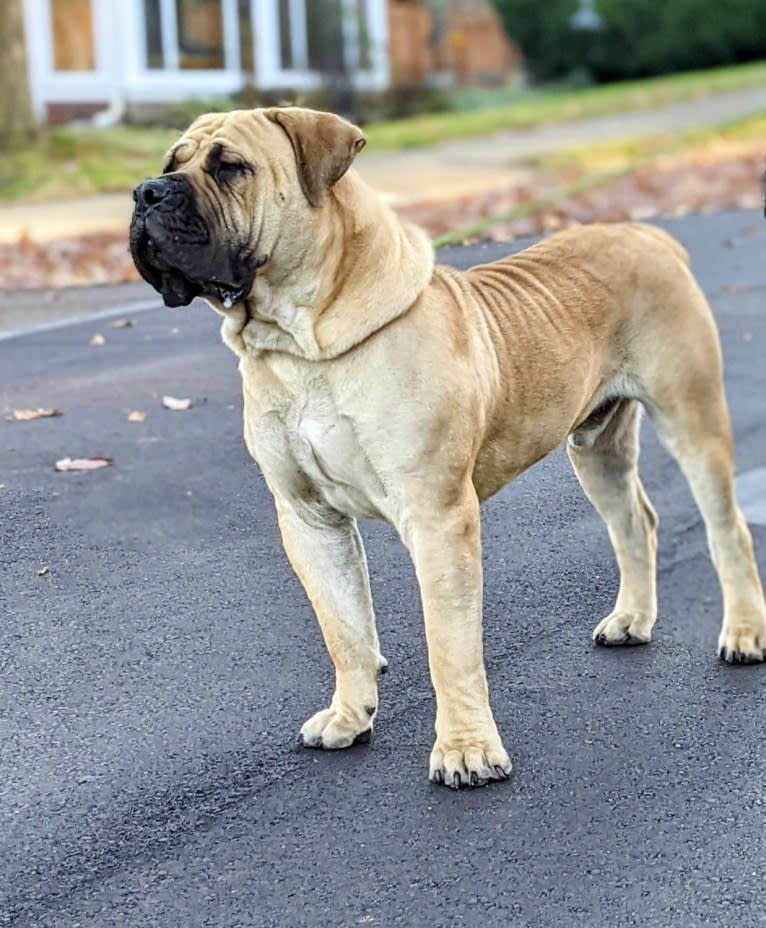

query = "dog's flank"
[130,106,766,790]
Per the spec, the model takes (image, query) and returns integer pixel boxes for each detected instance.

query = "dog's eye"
[216,161,249,184]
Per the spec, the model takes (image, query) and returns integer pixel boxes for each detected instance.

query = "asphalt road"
[3,211,766,928]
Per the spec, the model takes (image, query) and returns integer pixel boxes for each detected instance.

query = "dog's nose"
[133,178,172,208]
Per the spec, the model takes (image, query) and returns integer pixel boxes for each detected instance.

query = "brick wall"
[388,0,521,86]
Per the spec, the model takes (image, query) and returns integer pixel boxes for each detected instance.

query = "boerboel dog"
[131,107,766,789]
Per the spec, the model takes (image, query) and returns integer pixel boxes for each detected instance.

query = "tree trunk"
[0,0,37,148]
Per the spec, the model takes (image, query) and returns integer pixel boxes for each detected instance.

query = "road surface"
[2,211,766,927]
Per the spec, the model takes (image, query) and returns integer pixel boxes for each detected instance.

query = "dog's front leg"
[404,487,512,788]
[275,498,386,749]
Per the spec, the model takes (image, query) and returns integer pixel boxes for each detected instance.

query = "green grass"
[1,60,765,205]
[0,126,176,203]
[363,60,766,151]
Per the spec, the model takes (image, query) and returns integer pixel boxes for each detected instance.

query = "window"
[176,0,224,70]
[277,0,375,75]
[144,0,164,68]
[142,0,228,71]
[306,0,344,74]
[238,0,254,74]
[51,0,96,71]
[355,0,371,70]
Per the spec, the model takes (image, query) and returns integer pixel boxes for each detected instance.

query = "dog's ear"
[265,108,366,207]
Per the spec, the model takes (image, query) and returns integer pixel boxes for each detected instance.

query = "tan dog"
[131,107,766,789]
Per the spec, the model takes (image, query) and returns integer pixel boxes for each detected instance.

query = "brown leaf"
[54,456,113,472]
[127,410,147,423]
[7,408,63,421]
[89,333,106,346]
[108,318,136,329]
[162,395,192,411]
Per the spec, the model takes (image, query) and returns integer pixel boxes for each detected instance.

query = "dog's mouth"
[129,175,266,310]
[131,215,265,310]
[205,255,267,308]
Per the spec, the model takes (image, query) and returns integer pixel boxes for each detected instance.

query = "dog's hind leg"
[568,398,659,645]
[648,381,766,664]
[275,498,388,748]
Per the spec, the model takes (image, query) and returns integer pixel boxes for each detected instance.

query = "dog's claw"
[494,765,510,780]
[451,772,461,790]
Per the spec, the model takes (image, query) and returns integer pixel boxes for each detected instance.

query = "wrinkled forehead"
[163,109,290,172]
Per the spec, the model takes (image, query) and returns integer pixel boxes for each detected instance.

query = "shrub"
[493,0,766,81]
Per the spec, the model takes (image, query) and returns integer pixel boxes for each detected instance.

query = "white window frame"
[255,0,389,91]
[125,0,245,101]
[23,0,119,116]
[22,0,391,119]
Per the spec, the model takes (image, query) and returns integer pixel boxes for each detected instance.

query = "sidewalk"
[0,85,764,244]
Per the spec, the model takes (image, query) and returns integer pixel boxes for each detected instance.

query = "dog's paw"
[300,705,374,750]
[429,738,512,789]
[718,623,766,664]
[593,610,653,646]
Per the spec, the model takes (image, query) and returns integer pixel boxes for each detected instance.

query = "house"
[22,0,391,124]
[22,1,520,126]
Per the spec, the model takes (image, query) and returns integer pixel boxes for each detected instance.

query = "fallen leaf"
[54,456,113,472]
[108,318,136,329]
[89,333,106,346]
[37,565,50,577]
[162,395,192,411]
[127,410,147,423]
[7,408,63,421]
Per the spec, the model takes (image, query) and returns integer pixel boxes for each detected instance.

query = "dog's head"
[130,107,366,309]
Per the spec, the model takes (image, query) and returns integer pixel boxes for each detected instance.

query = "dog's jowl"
[131,106,766,789]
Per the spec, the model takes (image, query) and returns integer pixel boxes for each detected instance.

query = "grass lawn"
[0,126,177,204]
[1,60,765,205]
[365,60,766,150]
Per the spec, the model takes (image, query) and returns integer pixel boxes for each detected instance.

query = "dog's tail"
[633,223,691,268]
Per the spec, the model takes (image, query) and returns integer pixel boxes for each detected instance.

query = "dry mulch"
[1,146,763,291]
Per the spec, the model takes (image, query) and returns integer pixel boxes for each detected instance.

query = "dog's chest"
[249,372,387,520]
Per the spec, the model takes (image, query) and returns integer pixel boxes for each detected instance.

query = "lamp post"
[570,0,602,32]
[569,0,603,81]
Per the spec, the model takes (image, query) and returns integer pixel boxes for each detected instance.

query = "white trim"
[365,0,390,89]
[221,0,241,71]
[288,0,307,69]
[261,0,390,91]
[341,0,358,72]
[23,0,120,113]
[159,0,179,70]
[253,0,279,88]
[23,0,391,122]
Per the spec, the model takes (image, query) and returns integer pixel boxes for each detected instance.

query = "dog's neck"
[234,171,434,361]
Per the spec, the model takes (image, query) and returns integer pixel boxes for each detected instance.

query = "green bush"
[493,0,766,81]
